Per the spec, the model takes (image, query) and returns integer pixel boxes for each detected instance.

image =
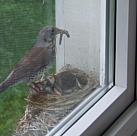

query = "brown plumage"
[0,26,70,93]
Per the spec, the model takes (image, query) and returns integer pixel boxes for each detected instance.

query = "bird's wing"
[8,47,49,82]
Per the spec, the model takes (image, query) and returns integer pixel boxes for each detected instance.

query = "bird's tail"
[0,78,15,93]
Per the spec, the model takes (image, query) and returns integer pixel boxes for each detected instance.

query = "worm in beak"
[55,28,70,45]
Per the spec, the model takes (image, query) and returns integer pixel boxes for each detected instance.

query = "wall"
[56,0,105,80]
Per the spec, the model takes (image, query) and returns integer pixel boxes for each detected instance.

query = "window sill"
[58,86,132,136]
[103,101,137,136]
[51,0,136,135]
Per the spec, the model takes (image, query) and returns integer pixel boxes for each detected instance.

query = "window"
[49,0,116,135]
[0,0,136,136]
[52,0,136,135]
[49,0,136,135]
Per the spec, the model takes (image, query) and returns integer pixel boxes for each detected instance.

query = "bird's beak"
[55,28,70,45]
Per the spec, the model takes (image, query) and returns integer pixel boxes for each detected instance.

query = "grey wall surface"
[56,0,104,80]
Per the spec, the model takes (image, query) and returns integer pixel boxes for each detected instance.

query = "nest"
[14,65,99,136]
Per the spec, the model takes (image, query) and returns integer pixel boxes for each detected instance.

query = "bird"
[43,68,88,95]
[0,26,70,93]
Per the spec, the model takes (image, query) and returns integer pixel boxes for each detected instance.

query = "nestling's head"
[38,26,70,45]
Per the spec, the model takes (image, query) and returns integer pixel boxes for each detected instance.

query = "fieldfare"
[0,26,70,93]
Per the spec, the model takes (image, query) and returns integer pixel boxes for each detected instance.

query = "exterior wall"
[56,0,103,80]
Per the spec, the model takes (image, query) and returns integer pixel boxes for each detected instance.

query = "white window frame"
[49,0,136,135]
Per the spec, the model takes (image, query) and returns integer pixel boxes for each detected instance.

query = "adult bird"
[0,26,70,93]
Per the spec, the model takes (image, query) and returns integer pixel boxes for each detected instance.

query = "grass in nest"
[0,0,55,135]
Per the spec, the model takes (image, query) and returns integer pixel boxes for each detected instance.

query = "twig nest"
[14,65,99,136]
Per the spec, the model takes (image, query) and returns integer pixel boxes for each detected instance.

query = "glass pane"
[0,0,115,135]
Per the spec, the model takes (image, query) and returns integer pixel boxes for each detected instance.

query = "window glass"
[0,0,115,135]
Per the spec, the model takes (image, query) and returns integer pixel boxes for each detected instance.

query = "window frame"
[49,0,136,135]
[62,0,136,135]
